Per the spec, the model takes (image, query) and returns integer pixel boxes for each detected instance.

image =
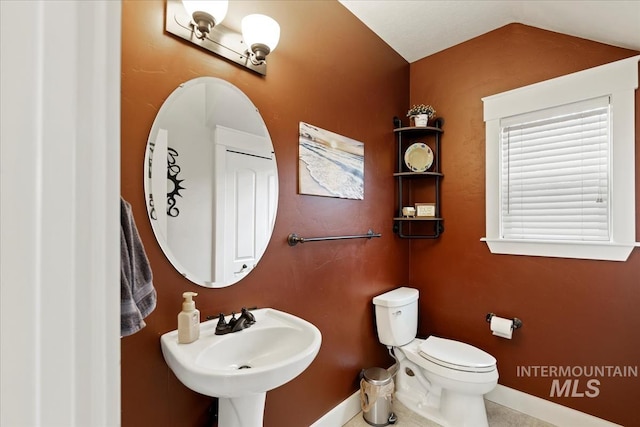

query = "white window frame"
[482,55,639,261]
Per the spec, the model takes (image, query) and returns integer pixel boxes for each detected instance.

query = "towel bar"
[287,229,381,246]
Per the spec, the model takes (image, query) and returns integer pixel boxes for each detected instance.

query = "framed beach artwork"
[298,122,364,200]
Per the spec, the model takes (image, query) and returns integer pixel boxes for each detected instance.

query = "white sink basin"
[160,308,321,426]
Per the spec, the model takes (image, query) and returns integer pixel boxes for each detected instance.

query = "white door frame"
[1,1,121,425]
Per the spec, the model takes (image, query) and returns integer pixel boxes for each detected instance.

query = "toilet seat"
[418,336,496,373]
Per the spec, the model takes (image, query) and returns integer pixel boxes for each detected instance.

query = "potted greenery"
[407,104,436,127]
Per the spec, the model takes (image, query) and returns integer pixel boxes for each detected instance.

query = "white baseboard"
[310,390,361,427]
[485,384,622,427]
[311,383,622,427]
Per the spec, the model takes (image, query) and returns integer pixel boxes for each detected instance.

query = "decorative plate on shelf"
[404,142,433,172]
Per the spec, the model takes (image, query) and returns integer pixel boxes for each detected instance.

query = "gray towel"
[121,197,156,337]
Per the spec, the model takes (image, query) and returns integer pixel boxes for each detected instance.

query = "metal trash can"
[360,367,396,426]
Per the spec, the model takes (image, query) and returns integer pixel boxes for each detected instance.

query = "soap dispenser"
[178,291,200,344]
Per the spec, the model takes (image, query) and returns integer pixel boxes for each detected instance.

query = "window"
[482,55,639,261]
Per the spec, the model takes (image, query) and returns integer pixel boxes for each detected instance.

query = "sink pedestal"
[219,393,266,427]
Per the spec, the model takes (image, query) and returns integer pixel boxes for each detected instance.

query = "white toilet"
[373,287,498,427]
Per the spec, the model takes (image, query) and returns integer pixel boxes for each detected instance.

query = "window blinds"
[500,96,610,241]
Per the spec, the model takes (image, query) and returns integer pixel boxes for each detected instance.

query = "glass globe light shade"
[182,0,228,26]
[241,14,280,53]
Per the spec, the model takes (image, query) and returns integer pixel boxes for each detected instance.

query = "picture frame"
[415,203,436,217]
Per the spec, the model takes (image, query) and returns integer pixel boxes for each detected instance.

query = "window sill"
[480,238,639,262]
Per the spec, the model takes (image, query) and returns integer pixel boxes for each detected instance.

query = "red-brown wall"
[121,1,409,426]
[408,24,640,426]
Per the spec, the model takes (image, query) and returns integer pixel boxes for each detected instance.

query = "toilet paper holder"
[486,313,522,330]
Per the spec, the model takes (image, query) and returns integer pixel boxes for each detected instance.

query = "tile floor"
[343,399,556,427]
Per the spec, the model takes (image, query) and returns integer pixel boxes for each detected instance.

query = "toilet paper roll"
[490,316,513,339]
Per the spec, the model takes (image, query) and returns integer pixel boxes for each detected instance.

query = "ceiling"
[338,0,640,63]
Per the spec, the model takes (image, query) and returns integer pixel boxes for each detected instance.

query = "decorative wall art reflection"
[166,147,185,217]
[298,122,364,200]
[146,140,157,220]
[146,140,186,219]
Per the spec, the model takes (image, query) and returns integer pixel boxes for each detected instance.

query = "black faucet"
[241,307,256,324]
[214,307,256,335]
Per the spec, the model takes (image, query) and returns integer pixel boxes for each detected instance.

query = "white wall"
[0,1,121,425]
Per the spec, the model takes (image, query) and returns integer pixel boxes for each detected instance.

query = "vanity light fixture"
[166,0,281,76]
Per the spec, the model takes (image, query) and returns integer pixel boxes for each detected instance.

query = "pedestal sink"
[160,308,322,426]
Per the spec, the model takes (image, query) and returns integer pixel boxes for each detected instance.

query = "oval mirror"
[144,77,278,288]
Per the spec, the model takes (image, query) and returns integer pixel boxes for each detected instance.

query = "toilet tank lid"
[373,287,419,307]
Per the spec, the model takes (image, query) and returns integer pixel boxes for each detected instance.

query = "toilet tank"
[372,287,419,347]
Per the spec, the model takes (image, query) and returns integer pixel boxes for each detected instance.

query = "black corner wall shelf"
[393,117,444,239]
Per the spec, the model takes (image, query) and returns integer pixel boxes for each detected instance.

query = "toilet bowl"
[394,337,498,426]
[373,287,498,427]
